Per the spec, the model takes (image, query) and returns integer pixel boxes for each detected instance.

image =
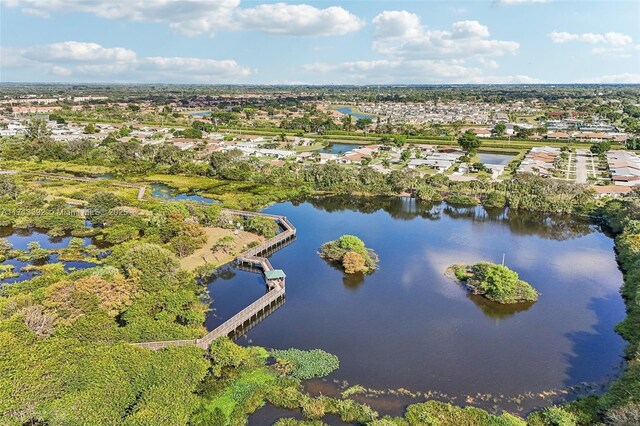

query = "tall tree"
[356,117,373,130]
[341,114,353,131]
[25,118,51,143]
[492,123,506,136]
[457,131,482,153]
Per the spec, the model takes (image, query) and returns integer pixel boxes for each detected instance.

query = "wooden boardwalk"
[134,209,296,350]
[19,170,295,350]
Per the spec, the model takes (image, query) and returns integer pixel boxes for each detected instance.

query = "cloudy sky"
[1,0,639,84]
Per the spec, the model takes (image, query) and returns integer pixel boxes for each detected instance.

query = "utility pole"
[501,253,506,266]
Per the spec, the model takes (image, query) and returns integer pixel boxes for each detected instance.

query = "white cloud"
[3,0,240,25]
[3,0,364,37]
[549,31,633,46]
[23,41,137,63]
[1,41,250,82]
[576,73,640,84]
[372,12,519,59]
[304,59,481,81]
[142,57,251,81]
[372,11,423,39]
[303,59,542,84]
[477,58,499,69]
[469,74,547,84]
[50,66,72,76]
[234,3,364,36]
[301,11,528,84]
[591,44,640,57]
[451,20,490,39]
[0,47,39,68]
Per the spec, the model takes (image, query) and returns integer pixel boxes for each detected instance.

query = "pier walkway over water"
[134,209,296,350]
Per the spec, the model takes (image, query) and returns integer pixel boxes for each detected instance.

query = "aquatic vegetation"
[271,348,339,380]
[319,235,378,274]
[450,262,539,304]
[0,264,19,281]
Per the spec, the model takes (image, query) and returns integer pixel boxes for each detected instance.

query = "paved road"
[575,149,590,184]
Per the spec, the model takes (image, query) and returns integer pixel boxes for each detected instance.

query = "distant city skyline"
[1,0,639,84]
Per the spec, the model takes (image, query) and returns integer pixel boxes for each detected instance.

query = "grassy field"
[142,174,220,192]
[213,126,597,150]
[179,227,263,271]
[1,159,112,175]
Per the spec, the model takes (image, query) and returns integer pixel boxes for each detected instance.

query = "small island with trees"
[319,235,379,274]
[449,262,539,304]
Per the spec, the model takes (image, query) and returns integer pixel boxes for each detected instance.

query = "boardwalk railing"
[133,209,296,350]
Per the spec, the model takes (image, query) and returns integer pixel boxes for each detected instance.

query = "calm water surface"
[205,197,625,414]
[0,228,98,284]
[477,153,516,165]
[319,143,360,154]
[335,107,374,120]
[150,182,219,204]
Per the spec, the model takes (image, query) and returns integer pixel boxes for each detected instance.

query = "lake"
[1,191,625,418]
[477,153,516,165]
[335,107,374,120]
[319,143,360,154]
[204,196,625,415]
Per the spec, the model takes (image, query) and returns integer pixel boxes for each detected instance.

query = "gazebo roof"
[264,269,286,280]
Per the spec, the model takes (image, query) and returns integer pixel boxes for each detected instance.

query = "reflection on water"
[342,271,366,290]
[335,107,373,120]
[0,227,94,251]
[477,153,516,165]
[467,293,535,319]
[150,182,219,204]
[306,196,595,240]
[319,143,360,154]
[205,196,625,415]
[1,255,96,284]
[0,228,102,285]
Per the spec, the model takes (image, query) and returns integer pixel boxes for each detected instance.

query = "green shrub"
[319,235,378,274]
[445,194,478,206]
[483,192,507,208]
[243,216,279,238]
[452,262,539,304]
[404,401,525,425]
[527,405,577,426]
[270,349,339,380]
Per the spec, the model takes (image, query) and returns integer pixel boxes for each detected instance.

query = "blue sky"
[1,0,639,84]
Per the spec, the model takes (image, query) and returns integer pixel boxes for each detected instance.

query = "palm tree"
[341,114,353,131]
[450,121,463,143]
